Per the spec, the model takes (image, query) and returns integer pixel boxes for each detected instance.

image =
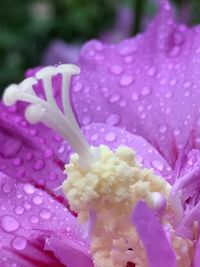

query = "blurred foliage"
[0,0,116,92]
[0,0,200,93]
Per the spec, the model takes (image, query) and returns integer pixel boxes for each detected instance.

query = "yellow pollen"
[63,145,194,267]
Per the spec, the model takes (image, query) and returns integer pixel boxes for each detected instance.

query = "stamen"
[57,64,80,132]
[3,64,93,167]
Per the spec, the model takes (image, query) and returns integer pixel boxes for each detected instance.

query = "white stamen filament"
[58,64,80,132]
[3,64,93,166]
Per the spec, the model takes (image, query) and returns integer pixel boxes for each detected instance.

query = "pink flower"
[1,1,200,266]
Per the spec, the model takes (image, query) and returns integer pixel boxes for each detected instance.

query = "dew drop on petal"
[151,160,164,172]
[147,67,156,76]
[109,65,123,75]
[132,92,139,101]
[91,134,99,141]
[2,183,12,193]
[170,78,177,86]
[40,209,51,219]
[109,94,120,103]
[105,114,120,126]
[44,149,54,158]
[11,236,27,251]
[141,86,151,96]
[159,124,167,133]
[32,195,44,205]
[105,132,117,142]
[23,184,35,194]
[33,159,45,171]
[183,81,192,88]
[173,128,181,136]
[14,206,24,215]
[74,82,83,92]
[119,75,134,87]
[29,215,39,224]
[82,116,92,126]
[1,215,19,232]
[48,172,58,181]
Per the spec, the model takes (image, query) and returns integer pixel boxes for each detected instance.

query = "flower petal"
[71,0,200,167]
[0,103,70,191]
[45,233,93,267]
[82,122,173,181]
[132,201,176,267]
[0,172,87,267]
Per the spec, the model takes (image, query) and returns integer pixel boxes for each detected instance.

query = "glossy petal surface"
[0,172,86,267]
[70,1,200,168]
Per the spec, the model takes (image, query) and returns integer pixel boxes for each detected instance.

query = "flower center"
[63,145,193,267]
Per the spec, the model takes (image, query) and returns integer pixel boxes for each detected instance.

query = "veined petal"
[45,233,93,267]
[0,172,87,267]
[0,103,70,191]
[70,0,200,168]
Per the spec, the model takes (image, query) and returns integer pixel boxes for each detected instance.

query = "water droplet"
[170,78,177,86]
[159,124,167,133]
[141,86,151,96]
[119,75,134,87]
[105,114,120,126]
[2,183,12,193]
[169,46,181,57]
[23,184,35,194]
[147,67,156,76]
[40,209,51,219]
[197,118,200,126]
[29,215,39,224]
[74,82,83,93]
[48,172,58,181]
[132,92,139,101]
[34,159,45,171]
[165,91,172,98]
[23,201,31,210]
[14,206,24,215]
[119,100,127,107]
[109,65,123,75]
[44,149,53,158]
[124,56,133,64]
[82,116,92,126]
[1,215,19,232]
[105,132,117,142]
[91,134,99,141]
[11,236,27,251]
[152,160,164,172]
[184,91,190,97]
[173,128,180,136]
[183,81,192,88]
[32,195,43,205]
[109,94,120,103]
[13,157,23,166]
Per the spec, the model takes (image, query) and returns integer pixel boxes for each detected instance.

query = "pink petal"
[132,201,176,267]
[0,172,87,267]
[45,233,93,267]
[70,0,200,168]
[0,103,70,192]
[82,123,173,181]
